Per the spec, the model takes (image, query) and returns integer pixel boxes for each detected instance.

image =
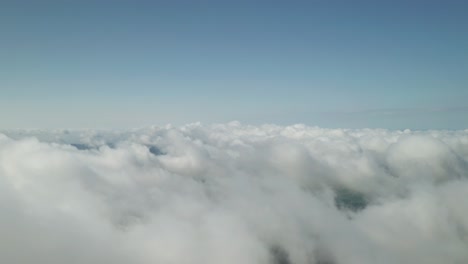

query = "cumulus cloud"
[1,123,468,264]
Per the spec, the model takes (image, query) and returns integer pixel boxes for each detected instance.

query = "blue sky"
[1,0,467,129]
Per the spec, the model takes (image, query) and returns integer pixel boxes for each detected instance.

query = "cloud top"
[1,123,468,264]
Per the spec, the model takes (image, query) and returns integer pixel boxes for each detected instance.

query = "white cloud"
[1,123,468,263]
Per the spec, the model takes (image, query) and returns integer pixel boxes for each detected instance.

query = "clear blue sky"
[1,0,467,129]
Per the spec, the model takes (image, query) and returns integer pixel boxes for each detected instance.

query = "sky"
[1,0,467,129]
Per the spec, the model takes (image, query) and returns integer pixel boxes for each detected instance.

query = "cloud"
[0,123,468,263]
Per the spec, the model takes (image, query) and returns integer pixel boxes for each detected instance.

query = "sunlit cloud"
[1,123,467,264]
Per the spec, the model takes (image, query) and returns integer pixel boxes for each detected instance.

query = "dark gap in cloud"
[70,143,94,150]
[147,145,166,156]
[334,187,368,212]
[106,142,117,149]
[270,245,291,264]
[71,143,118,150]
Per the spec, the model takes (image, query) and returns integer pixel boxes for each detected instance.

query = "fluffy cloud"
[1,123,468,264]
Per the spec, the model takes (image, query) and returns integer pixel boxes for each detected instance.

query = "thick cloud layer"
[1,123,468,264]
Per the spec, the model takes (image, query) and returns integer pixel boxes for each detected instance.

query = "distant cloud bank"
[1,123,468,264]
